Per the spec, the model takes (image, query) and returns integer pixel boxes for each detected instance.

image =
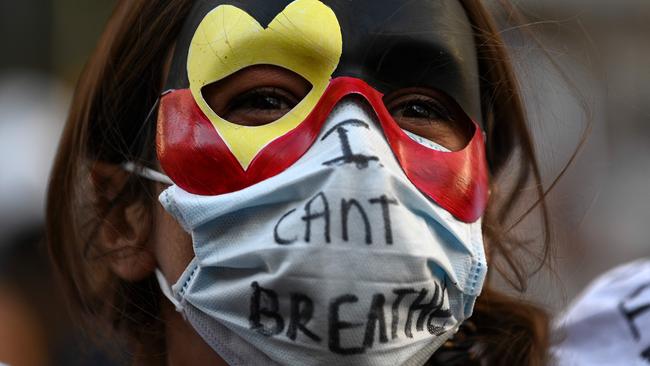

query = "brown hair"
[47,0,550,364]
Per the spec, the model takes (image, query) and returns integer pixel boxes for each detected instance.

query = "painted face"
[157,0,488,222]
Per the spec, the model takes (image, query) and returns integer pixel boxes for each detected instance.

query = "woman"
[47,0,550,365]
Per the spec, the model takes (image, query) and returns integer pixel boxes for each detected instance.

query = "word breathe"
[249,281,452,355]
[274,191,398,246]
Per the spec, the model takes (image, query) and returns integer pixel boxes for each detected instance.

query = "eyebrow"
[353,35,466,94]
[371,36,462,75]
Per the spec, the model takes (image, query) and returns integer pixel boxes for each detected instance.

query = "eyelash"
[387,94,455,123]
[227,88,454,120]
[226,87,299,113]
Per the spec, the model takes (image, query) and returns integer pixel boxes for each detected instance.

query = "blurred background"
[489,0,650,310]
[0,2,116,365]
[0,0,648,364]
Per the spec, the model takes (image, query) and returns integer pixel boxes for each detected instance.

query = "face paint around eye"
[158,76,488,221]
[201,64,313,127]
[323,0,482,121]
[383,88,475,151]
[158,0,487,221]
[185,0,342,169]
[157,0,486,214]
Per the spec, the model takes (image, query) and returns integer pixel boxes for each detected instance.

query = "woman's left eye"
[387,96,454,123]
[201,64,313,126]
[384,91,471,151]
[228,88,295,112]
[221,87,300,126]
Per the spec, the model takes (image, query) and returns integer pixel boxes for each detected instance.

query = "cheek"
[152,194,194,283]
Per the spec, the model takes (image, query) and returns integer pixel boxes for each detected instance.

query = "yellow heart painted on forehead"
[187,0,342,170]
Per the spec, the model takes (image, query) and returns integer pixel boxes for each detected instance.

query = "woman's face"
[153,0,484,283]
[136,2,490,364]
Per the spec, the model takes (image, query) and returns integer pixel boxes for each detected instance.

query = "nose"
[317,96,394,170]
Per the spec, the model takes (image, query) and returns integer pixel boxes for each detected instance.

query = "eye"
[223,87,300,126]
[201,64,312,126]
[384,89,472,151]
[389,95,454,122]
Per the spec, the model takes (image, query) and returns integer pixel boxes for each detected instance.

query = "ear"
[90,162,157,281]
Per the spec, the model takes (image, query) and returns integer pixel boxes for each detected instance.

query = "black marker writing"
[250,282,284,336]
[618,281,650,363]
[642,345,650,362]
[369,195,398,244]
[248,282,453,355]
[363,294,388,348]
[406,287,438,338]
[619,282,650,340]
[426,284,453,336]
[329,294,365,355]
[287,293,321,342]
[274,208,298,245]
[301,192,331,243]
[321,119,379,169]
[391,288,417,339]
[341,198,372,244]
[275,192,400,246]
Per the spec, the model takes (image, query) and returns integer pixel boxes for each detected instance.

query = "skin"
[151,202,218,366]
[97,163,218,365]
[100,1,478,364]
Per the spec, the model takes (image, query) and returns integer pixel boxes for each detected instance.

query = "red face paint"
[157,77,488,223]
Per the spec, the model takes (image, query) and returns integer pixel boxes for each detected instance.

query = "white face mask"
[137,99,487,366]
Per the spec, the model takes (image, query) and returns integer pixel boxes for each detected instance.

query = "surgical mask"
[138,98,487,366]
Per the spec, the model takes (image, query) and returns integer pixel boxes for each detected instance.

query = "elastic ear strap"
[155,269,184,312]
[122,162,174,185]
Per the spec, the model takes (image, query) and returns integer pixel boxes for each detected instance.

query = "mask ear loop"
[155,269,184,312]
[125,92,180,312]
[122,162,173,185]
[122,91,175,186]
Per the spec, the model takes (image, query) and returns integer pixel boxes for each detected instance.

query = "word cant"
[274,191,399,246]
[249,281,453,355]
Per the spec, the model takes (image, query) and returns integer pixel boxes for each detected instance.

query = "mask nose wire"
[332,94,452,153]
[322,95,384,140]
[121,91,175,185]
[317,95,406,172]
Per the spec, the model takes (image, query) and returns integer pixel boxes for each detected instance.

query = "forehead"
[168,0,481,120]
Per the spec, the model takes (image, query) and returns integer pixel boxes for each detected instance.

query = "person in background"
[553,259,650,365]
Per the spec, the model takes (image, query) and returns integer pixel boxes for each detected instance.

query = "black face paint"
[166,0,481,122]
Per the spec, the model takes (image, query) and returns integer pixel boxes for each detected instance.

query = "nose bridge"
[318,77,388,122]
[316,76,395,146]
[319,94,392,160]
[330,94,382,131]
